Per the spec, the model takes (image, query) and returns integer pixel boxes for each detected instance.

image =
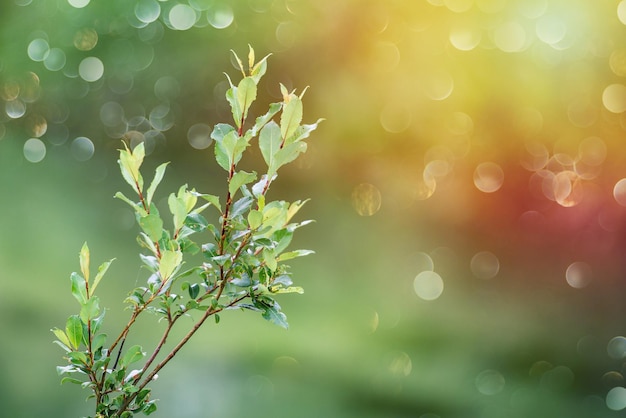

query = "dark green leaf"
[184,212,208,232]
[188,283,200,299]
[231,196,254,218]
[261,304,289,329]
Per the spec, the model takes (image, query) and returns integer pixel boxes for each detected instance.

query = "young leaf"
[273,141,307,172]
[114,192,146,216]
[159,249,183,282]
[51,328,72,349]
[90,258,114,297]
[225,86,242,129]
[79,242,90,282]
[120,345,145,368]
[280,96,303,141]
[248,45,255,72]
[276,249,315,262]
[214,130,239,171]
[168,192,187,232]
[231,49,245,76]
[65,315,84,350]
[250,54,271,84]
[146,162,169,206]
[237,77,257,122]
[229,170,257,197]
[248,209,263,230]
[70,272,88,305]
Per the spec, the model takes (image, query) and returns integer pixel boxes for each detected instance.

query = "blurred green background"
[3,0,626,417]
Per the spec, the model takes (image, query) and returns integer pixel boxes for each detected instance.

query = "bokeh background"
[2,0,626,417]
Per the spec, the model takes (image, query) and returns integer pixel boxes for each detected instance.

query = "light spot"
[413,271,444,301]
[619,1,626,25]
[26,114,47,137]
[517,0,547,19]
[470,251,500,279]
[371,42,400,72]
[276,21,298,49]
[567,100,597,128]
[380,102,412,133]
[552,171,583,207]
[43,48,66,71]
[169,4,197,30]
[613,179,626,206]
[473,162,504,193]
[449,25,482,51]
[154,76,180,101]
[607,336,626,360]
[73,27,98,51]
[5,99,26,119]
[443,0,473,13]
[494,21,527,53]
[207,4,234,29]
[447,112,474,135]
[135,0,161,24]
[475,370,505,395]
[187,123,212,149]
[423,71,454,101]
[385,351,412,377]
[607,387,626,411]
[108,70,135,95]
[70,137,95,161]
[23,138,46,163]
[0,80,19,101]
[78,57,104,82]
[602,84,626,113]
[27,38,49,62]
[603,371,624,387]
[351,183,382,216]
[565,262,592,289]
[535,15,566,45]
[476,0,506,14]
[68,0,89,8]
[189,0,212,11]
[414,170,437,200]
[412,251,435,273]
[610,49,626,77]
[100,101,125,127]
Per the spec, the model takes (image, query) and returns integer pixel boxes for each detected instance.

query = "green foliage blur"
[2,0,626,417]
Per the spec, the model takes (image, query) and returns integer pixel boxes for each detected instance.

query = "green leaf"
[225,86,242,129]
[114,191,145,216]
[231,49,245,76]
[280,96,303,141]
[259,120,282,171]
[70,272,88,305]
[231,196,254,218]
[184,212,208,232]
[65,315,83,350]
[195,192,221,213]
[120,345,145,368]
[188,283,199,299]
[118,142,145,192]
[237,77,257,122]
[139,212,163,243]
[80,296,100,323]
[263,248,277,271]
[168,192,187,231]
[229,170,257,196]
[277,249,315,262]
[261,304,289,329]
[51,328,72,349]
[79,242,90,282]
[214,129,238,171]
[273,141,307,172]
[249,102,282,137]
[90,258,114,297]
[248,209,263,230]
[271,286,304,294]
[250,53,271,84]
[92,333,107,351]
[159,249,183,282]
[146,162,169,206]
[287,118,324,144]
[60,376,83,385]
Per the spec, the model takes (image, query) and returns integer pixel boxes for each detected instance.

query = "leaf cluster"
[52,46,321,418]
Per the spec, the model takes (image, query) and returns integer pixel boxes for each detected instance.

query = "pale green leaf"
[277,249,315,262]
[272,141,307,172]
[271,286,304,294]
[259,121,281,170]
[168,193,187,231]
[248,45,255,71]
[79,242,90,282]
[263,248,277,271]
[280,97,303,141]
[250,102,282,136]
[51,328,72,349]
[146,162,169,206]
[114,192,146,216]
[248,209,263,230]
[225,86,242,129]
[159,249,183,281]
[237,77,257,122]
[92,334,107,351]
[90,258,114,297]
[231,49,245,76]
[138,212,163,243]
[229,170,257,196]
[251,54,271,84]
